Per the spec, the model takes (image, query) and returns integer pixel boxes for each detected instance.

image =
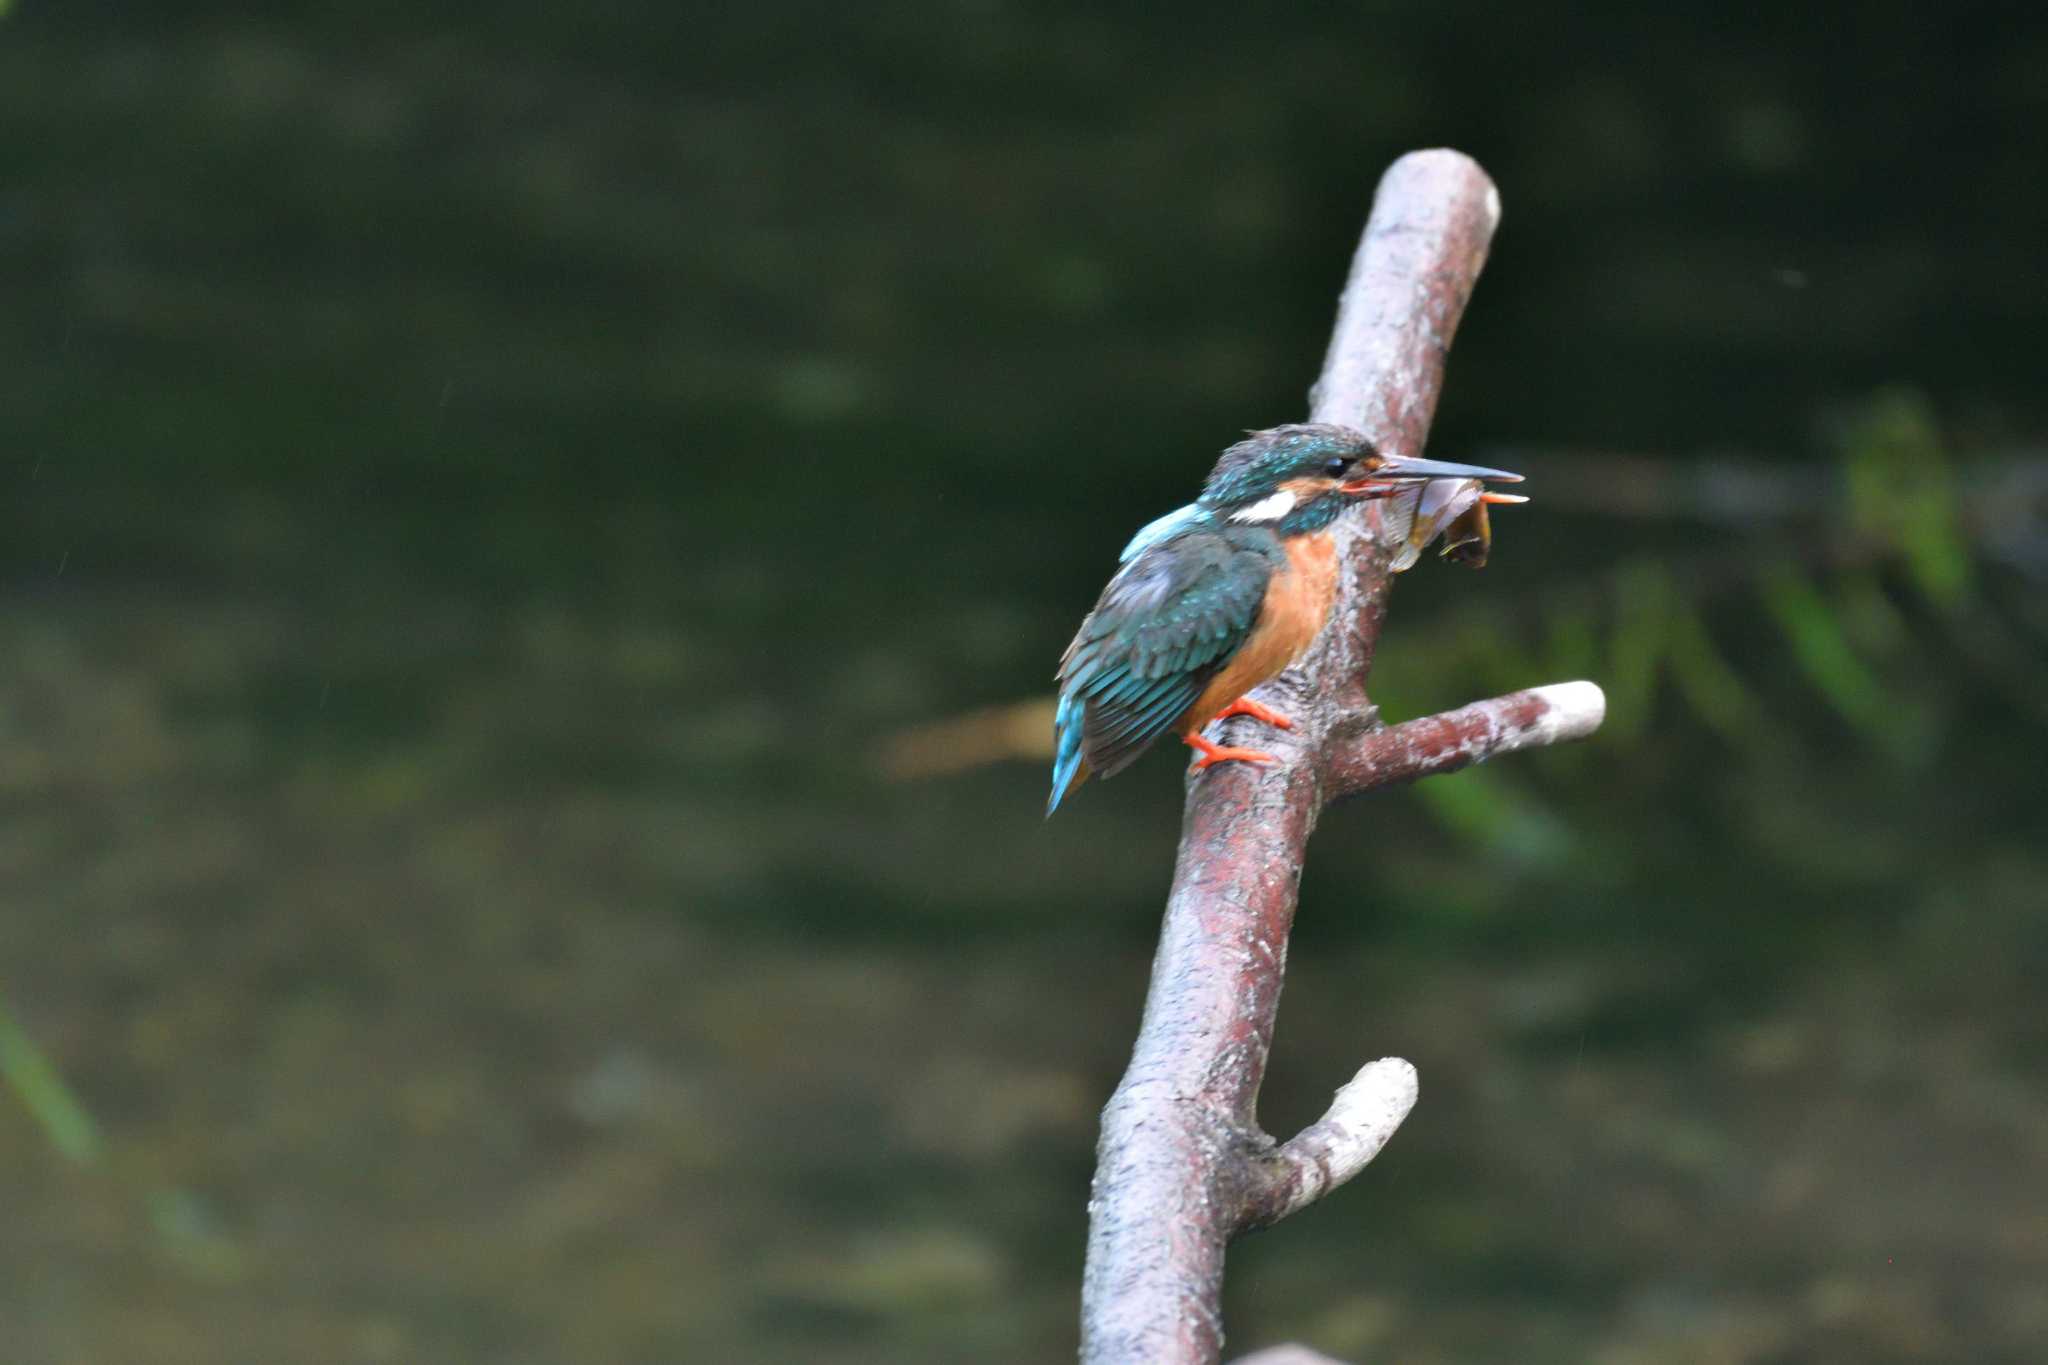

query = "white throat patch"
[1229,490,1298,524]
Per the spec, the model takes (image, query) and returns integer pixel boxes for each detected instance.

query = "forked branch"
[1079,151,1606,1365]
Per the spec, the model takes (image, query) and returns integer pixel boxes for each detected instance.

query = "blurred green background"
[4,4,2046,1362]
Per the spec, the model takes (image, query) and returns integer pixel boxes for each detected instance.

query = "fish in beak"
[1386,472,1531,573]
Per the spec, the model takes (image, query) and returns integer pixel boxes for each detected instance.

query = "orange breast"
[1178,531,1340,732]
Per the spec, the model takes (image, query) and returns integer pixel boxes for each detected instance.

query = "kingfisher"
[1047,424,1524,814]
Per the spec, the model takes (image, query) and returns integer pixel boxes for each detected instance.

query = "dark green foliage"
[1372,394,2045,857]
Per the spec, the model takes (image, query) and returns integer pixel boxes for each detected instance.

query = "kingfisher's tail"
[1047,693,1090,816]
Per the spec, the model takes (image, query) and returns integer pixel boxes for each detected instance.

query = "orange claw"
[1213,696,1294,729]
[1184,732,1278,770]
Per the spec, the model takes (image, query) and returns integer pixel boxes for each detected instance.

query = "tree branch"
[1078,151,1606,1365]
[1228,1347,1352,1365]
[1326,681,1607,800]
[1241,1057,1418,1232]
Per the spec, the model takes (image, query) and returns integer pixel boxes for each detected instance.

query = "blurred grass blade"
[1937,601,2048,730]
[1834,571,1914,658]
[1839,390,1973,609]
[1604,561,1672,738]
[1411,766,1573,868]
[1757,560,1889,737]
[1461,609,1545,698]
[149,1186,249,1281]
[1543,602,1602,683]
[0,988,103,1164]
[1663,601,1774,751]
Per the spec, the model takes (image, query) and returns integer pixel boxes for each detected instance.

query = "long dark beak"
[1339,455,1522,495]
[1373,455,1523,483]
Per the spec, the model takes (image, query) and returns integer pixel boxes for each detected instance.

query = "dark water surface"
[3,5,2046,1362]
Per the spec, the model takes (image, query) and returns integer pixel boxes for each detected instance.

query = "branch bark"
[1078,151,1606,1365]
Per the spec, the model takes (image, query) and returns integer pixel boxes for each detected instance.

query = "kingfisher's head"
[1196,424,1521,535]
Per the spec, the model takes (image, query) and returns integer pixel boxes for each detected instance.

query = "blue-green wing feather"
[1052,526,1272,801]
[1120,503,1203,562]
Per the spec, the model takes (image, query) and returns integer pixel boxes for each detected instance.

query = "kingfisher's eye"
[1324,456,1349,476]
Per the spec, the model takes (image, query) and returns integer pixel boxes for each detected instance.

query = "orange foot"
[1185,732,1278,771]
[1213,696,1294,729]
